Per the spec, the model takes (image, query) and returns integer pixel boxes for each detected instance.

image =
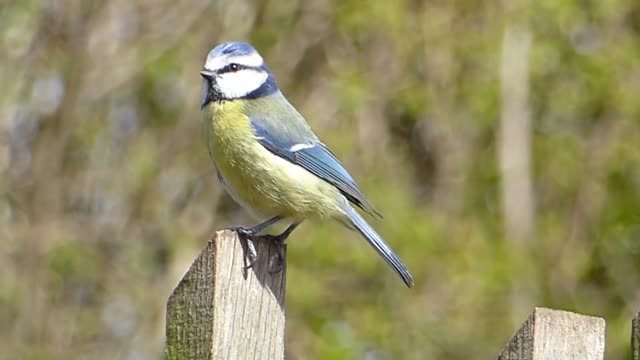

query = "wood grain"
[498,307,605,360]
[165,230,286,360]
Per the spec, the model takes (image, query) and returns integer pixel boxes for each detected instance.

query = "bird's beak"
[200,70,215,81]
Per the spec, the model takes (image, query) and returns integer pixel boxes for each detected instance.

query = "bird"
[199,41,414,287]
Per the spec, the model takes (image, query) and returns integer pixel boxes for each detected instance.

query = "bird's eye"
[229,63,239,71]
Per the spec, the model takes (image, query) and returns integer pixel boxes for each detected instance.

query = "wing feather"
[251,117,381,217]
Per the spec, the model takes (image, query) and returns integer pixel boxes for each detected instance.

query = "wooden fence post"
[633,312,640,360]
[165,230,286,360]
[498,307,605,360]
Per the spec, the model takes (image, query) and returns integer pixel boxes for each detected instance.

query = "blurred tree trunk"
[499,25,534,243]
[499,22,536,325]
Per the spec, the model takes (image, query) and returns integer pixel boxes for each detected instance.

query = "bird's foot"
[230,226,258,238]
[258,234,286,274]
[229,221,298,274]
[244,238,258,267]
[230,226,259,269]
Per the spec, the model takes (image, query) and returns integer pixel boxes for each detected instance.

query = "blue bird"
[199,41,414,287]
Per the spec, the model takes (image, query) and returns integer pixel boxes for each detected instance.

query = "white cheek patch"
[216,69,268,98]
[204,52,264,71]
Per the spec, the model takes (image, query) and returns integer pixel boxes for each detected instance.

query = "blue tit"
[199,41,414,287]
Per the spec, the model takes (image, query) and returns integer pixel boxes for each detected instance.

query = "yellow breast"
[203,101,341,221]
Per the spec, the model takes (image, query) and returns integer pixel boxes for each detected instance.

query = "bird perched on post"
[199,41,414,287]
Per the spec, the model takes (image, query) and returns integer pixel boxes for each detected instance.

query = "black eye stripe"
[218,63,252,74]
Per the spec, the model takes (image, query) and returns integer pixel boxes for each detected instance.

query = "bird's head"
[200,41,279,108]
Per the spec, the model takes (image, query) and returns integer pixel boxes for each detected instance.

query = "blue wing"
[251,117,381,217]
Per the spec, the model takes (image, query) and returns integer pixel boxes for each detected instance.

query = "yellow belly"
[203,101,342,221]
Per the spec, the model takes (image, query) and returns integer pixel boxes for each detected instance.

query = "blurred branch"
[81,0,213,102]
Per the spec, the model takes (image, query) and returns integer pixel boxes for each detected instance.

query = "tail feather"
[342,205,414,287]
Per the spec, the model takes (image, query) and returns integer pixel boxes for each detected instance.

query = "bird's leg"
[231,216,282,268]
[231,216,282,237]
[258,222,301,274]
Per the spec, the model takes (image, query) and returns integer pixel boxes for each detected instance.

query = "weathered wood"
[498,307,605,360]
[165,230,286,360]
[633,312,640,360]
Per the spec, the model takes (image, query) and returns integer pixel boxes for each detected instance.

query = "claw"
[246,237,258,265]
[229,221,300,274]
[255,233,287,274]
[231,226,256,238]
[232,227,259,270]
[267,243,286,274]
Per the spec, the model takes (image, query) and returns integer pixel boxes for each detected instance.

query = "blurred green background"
[1,0,639,359]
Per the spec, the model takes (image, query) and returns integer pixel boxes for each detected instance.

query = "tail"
[342,205,414,287]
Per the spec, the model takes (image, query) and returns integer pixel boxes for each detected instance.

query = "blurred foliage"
[1,0,639,359]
